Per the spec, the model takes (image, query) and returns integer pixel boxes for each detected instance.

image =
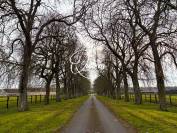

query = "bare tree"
[0,0,92,111]
[127,0,177,110]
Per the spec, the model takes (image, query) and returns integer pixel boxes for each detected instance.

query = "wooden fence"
[0,94,56,109]
[127,93,177,106]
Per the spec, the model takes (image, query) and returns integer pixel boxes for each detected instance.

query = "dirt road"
[61,96,136,133]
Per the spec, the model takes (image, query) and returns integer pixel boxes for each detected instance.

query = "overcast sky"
[1,0,177,90]
[57,0,177,87]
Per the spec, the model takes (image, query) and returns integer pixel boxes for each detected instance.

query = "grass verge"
[98,96,177,133]
[0,96,88,133]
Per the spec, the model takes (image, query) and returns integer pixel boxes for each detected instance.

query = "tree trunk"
[67,79,72,99]
[131,73,142,104]
[123,67,129,102]
[18,45,32,111]
[115,69,122,99]
[55,71,61,102]
[109,81,116,99]
[112,88,116,99]
[116,78,121,100]
[151,41,167,111]
[45,81,51,105]
[63,78,67,99]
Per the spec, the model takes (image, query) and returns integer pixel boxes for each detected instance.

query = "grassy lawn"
[0,96,88,133]
[98,96,177,133]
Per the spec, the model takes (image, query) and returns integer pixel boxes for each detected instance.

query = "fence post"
[40,95,41,103]
[31,96,32,103]
[7,96,9,109]
[145,94,146,102]
[129,94,131,100]
[35,95,37,104]
[17,96,19,107]
[169,95,172,105]
[155,94,157,103]
[150,94,152,103]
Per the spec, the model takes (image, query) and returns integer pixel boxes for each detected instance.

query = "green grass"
[98,96,177,133]
[0,96,88,133]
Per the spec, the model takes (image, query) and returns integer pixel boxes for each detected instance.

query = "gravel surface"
[61,96,136,133]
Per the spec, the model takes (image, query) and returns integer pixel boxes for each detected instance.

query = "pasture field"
[0,96,88,133]
[98,96,177,133]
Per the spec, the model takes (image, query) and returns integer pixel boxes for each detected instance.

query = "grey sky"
[48,0,177,87]
[1,0,177,89]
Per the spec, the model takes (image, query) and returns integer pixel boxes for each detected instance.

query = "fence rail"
[127,93,177,106]
[0,94,56,109]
